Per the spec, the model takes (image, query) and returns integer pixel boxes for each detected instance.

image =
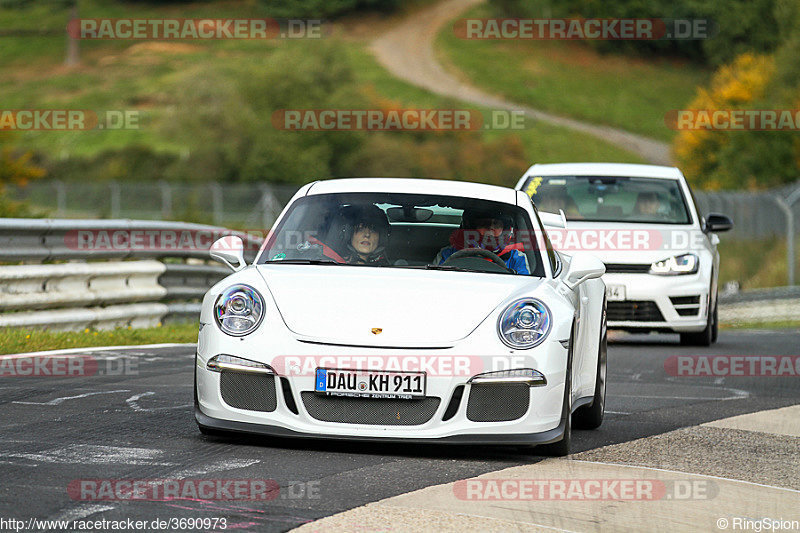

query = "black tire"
[711,301,719,343]
[680,294,716,347]
[573,301,607,430]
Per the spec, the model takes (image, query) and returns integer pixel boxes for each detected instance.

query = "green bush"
[257,0,398,18]
[0,133,46,216]
[488,0,781,66]
[45,146,179,183]
[674,0,800,190]
[28,36,531,187]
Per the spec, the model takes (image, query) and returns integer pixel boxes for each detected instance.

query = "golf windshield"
[522,175,692,224]
[259,192,545,277]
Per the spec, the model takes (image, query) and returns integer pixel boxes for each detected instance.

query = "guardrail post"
[110,181,121,218]
[159,180,172,220]
[54,180,67,217]
[259,186,279,229]
[212,182,223,225]
[775,184,800,286]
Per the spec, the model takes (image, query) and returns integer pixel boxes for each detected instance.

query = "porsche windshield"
[260,192,545,277]
[523,175,692,224]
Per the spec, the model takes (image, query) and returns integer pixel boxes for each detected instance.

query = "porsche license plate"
[315,368,426,399]
[605,284,626,301]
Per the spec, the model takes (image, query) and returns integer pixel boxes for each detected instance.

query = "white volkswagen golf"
[195,178,607,454]
[516,163,732,346]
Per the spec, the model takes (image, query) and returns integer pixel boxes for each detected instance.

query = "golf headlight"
[650,253,699,275]
[214,284,264,336]
[497,299,551,349]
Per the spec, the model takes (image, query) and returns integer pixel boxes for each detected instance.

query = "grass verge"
[346,44,646,169]
[0,323,198,355]
[720,320,800,330]
[435,4,710,142]
[718,237,797,290]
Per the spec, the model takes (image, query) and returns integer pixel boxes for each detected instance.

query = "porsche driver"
[433,210,530,275]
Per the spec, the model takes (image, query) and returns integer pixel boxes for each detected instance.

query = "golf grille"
[300,392,440,425]
[670,295,701,305]
[220,372,277,412]
[607,301,665,322]
[466,384,530,422]
[603,263,651,274]
[670,295,702,317]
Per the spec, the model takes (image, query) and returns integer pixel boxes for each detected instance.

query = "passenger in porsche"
[340,205,391,266]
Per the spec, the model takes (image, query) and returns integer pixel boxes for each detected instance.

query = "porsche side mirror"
[210,236,246,272]
[564,252,605,289]
[704,213,733,233]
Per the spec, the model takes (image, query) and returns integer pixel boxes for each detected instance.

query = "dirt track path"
[370,0,672,165]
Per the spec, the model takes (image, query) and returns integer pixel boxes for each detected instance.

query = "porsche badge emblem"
[371,328,383,335]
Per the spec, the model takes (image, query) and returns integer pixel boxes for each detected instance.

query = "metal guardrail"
[0,260,167,311]
[1,216,794,331]
[0,218,262,262]
[718,286,800,305]
[0,219,262,330]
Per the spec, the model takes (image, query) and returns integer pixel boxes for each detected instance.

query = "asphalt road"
[1,329,798,531]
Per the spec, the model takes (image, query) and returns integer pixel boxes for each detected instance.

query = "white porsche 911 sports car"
[516,163,733,346]
[195,178,607,454]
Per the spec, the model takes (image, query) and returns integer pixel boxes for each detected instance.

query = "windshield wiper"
[424,264,515,275]
[389,264,460,270]
[263,259,340,265]
[424,264,462,271]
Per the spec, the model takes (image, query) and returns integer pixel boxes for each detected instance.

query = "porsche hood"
[256,265,541,347]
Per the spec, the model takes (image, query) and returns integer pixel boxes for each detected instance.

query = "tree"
[0,134,46,216]
[673,54,776,189]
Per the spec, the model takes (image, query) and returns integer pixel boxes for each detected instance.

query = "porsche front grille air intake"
[220,372,278,412]
[466,384,530,422]
[300,393,440,425]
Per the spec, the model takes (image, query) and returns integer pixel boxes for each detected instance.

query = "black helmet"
[338,204,391,248]
[461,208,512,231]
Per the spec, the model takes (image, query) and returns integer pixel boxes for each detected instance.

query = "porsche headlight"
[649,253,699,275]
[497,299,551,349]
[214,284,265,336]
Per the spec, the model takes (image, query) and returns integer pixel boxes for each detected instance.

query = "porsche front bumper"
[194,339,570,444]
